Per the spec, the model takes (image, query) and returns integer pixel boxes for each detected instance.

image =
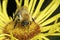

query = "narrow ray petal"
[40,14,60,26]
[38,1,59,24]
[2,0,10,21]
[24,0,29,7]
[40,22,60,32]
[15,0,22,7]
[28,0,34,12]
[35,0,55,22]
[32,0,44,18]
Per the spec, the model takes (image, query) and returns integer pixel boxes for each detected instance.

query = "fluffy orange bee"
[3,6,40,40]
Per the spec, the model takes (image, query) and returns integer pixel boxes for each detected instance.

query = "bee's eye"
[21,21,29,26]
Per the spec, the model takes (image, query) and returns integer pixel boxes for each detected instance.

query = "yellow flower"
[0,0,60,40]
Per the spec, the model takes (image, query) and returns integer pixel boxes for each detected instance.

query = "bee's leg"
[32,18,34,21]
[13,14,19,21]
[13,15,16,21]
[14,20,18,28]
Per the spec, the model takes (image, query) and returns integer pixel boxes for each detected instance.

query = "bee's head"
[13,7,32,26]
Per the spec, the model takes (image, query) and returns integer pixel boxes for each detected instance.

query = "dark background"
[0,0,60,40]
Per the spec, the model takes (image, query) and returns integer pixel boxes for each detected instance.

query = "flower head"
[0,0,60,40]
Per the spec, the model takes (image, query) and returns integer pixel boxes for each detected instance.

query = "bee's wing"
[0,0,12,27]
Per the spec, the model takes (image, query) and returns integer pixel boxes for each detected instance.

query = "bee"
[13,6,34,28]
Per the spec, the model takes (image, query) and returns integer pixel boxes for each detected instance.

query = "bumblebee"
[13,6,34,28]
[3,6,40,40]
